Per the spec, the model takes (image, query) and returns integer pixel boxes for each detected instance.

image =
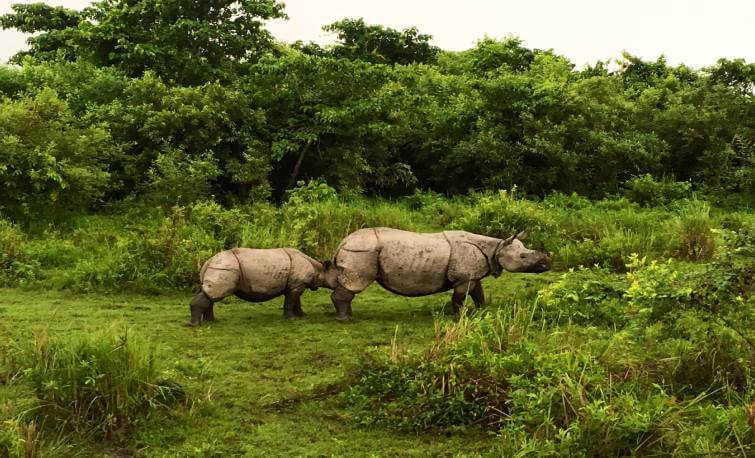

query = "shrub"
[279,180,422,258]
[536,267,627,326]
[624,174,692,206]
[0,89,118,219]
[452,189,555,249]
[0,218,39,284]
[345,309,754,455]
[401,190,464,226]
[625,249,754,397]
[669,199,715,261]
[12,329,184,441]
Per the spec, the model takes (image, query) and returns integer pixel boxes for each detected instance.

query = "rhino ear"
[501,234,516,246]
[515,229,529,241]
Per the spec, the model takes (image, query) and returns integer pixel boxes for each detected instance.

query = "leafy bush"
[0,218,38,284]
[345,308,754,455]
[536,267,627,326]
[346,227,754,454]
[624,174,693,206]
[279,180,424,258]
[59,205,226,291]
[11,329,184,440]
[667,199,715,261]
[0,89,118,219]
[452,189,555,249]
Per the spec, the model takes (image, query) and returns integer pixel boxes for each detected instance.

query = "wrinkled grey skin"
[327,228,550,321]
[188,248,337,325]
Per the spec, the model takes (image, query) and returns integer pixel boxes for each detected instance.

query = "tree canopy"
[1,0,286,84]
[0,3,753,216]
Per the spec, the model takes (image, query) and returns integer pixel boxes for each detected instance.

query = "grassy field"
[1,188,752,456]
[0,273,555,456]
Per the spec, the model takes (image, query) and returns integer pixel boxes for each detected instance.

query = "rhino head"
[310,260,340,290]
[495,230,551,273]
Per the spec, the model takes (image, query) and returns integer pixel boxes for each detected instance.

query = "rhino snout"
[536,255,552,272]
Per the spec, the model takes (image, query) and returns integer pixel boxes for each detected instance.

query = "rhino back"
[234,248,291,297]
[374,228,451,296]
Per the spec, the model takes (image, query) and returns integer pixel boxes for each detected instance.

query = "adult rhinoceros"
[328,228,551,320]
[188,248,336,325]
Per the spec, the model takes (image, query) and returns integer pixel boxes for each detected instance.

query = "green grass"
[0,272,556,456]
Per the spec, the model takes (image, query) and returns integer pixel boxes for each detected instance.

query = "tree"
[1,0,286,85]
[706,58,755,95]
[321,18,439,65]
[244,53,420,198]
[0,3,83,63]
[0,89,118,217]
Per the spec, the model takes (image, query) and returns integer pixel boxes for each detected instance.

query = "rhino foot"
[331,287,355,322]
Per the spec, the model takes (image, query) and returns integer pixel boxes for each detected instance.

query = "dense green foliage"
[1,2,753,213]
[296,18,439,65]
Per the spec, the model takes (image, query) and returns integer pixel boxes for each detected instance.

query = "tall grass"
[0,181,750,292]
[10,328,184,441]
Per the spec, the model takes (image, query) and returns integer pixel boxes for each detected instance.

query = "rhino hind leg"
[331,287,354,321]
[203,302,216,321]
[293,295,305,318]
[189,291,213,326]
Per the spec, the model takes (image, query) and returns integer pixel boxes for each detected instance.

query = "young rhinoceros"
[188,248,336,325]
[328,228,551,320]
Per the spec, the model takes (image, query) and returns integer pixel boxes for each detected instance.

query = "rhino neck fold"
[229,248,246,289]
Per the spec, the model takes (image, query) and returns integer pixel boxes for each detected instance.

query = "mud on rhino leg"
[283,288,305,320]
[470,281,485,308]
[189,291,213,326]
[331,286,355,321]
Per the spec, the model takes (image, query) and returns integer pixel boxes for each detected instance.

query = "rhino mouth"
[530,258,551,273]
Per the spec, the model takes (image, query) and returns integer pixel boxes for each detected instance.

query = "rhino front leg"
[470,281,485,309]
[331,286,354,321]
[189,291,213,326]
[451,282,474,314]
[283,288,304,320]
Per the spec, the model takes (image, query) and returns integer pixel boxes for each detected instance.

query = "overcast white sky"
[1,0,753,68]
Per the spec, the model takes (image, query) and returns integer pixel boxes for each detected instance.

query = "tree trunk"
[282,142,311,200]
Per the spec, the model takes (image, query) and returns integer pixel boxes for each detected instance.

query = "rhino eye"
[519,254,527,259]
